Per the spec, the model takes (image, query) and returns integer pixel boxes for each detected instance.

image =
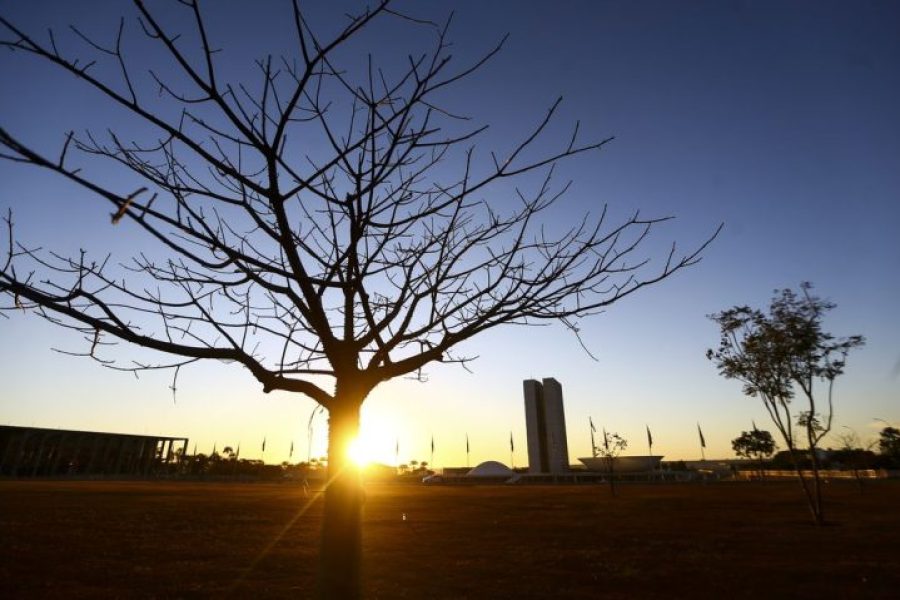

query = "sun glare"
[347,437,370,468]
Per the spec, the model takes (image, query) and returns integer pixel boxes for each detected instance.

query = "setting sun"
[347,437,370,468]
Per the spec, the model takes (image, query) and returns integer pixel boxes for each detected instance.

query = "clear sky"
[1,1,898,466]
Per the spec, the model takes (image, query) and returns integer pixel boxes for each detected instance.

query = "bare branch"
[1,2,716,408]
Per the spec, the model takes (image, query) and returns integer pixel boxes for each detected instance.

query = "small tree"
[594,430,627,497]
[878,427,900,466]
[731,428,776,480]
[707,283,864,525]
[834,429,876,493]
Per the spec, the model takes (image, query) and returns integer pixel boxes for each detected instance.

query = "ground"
[1,480,898,598]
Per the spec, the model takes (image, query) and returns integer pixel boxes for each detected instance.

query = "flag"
[262,437,266,452]
[646,425,653,448]
[697,423,706,448]
[510,431,514,453]
[289,441,294,458]
[590,417,596,433]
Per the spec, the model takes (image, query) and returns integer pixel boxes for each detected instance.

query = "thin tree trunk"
[807,444,825,525]
[317,396,364,599]
[787,446,822,525]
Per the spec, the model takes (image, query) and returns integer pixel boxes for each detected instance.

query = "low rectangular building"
[0,425,188,478]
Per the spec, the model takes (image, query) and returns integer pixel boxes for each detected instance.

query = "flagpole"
[697,423,706,461]
[602,427,611,487]
[306,404,322,465]
[466,433,470,468]
[307,422,313,464]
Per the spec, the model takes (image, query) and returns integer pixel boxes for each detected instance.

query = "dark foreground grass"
[1,480,898,598]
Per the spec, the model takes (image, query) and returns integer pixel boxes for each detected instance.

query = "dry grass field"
[1,479,898,598]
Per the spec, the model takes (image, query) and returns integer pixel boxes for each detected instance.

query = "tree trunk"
[317,395,364,599]
[787,446,823,525]
[807,445,825,525]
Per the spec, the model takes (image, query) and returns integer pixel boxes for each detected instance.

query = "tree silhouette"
[1,2,717,596]
[708,283,864,525]
[594,430,627,497]
[834,428,876,493]
[878,427,900,466]
[731,428,776,480]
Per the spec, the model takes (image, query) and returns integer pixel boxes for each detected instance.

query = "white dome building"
[467,461,514,478]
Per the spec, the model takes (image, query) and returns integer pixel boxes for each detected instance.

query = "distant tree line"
[170,451,441,481]
[731,426,900,472]
[173,449,328,480]
[396,460,432,477]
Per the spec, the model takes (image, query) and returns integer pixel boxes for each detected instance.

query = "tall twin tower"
[523,378,569,474]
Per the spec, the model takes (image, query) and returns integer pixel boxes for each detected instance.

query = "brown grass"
[1,480,898,598]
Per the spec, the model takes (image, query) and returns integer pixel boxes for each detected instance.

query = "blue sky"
[1,1,898,464]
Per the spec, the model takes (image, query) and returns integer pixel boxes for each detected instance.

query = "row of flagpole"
[194,437,271,459]
[194,431,503,468]
[590,417,711,461]
[192,421,718,465]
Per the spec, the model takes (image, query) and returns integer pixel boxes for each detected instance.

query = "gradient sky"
[1,1,898,466]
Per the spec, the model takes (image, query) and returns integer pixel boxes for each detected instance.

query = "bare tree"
[834,428,876,494]
[707,283,864,525]
[1,2,717,596]
[594,429,627,497]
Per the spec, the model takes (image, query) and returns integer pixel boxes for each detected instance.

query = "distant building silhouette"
[523,378,569,474]
[0,425,188,478]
